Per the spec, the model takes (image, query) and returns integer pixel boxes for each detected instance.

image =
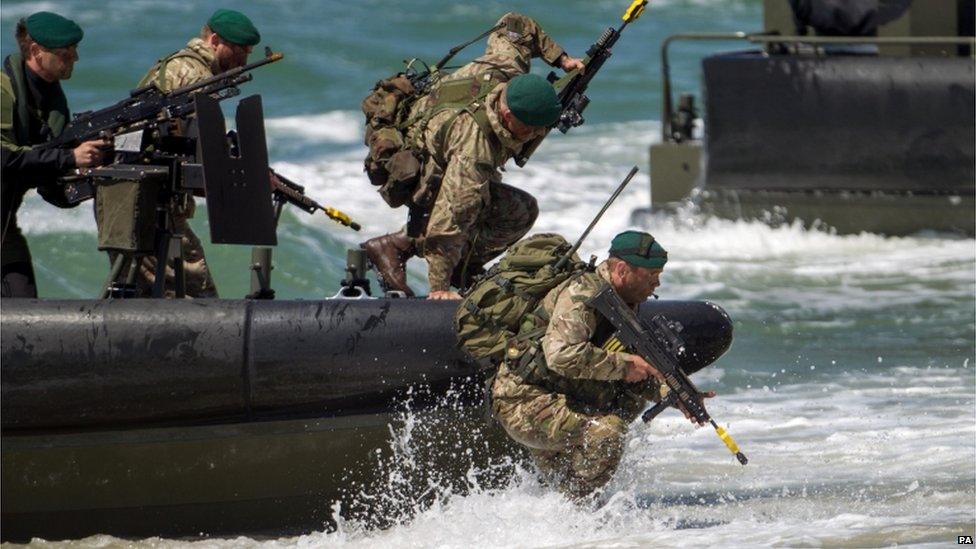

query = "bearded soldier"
[491,231,715,498]
[1,12,112,298]
[361,12,584,300]
[99,8,261,298]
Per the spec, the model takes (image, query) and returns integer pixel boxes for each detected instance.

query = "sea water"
[2,0,973,546]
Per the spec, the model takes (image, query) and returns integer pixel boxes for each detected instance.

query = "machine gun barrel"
[269,170,361,231]
[587,284,748,465]
[165,50,282,98]
[40,50,284,151]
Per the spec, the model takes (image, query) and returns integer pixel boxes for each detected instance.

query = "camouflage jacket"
[140,38,216,92]
[134,38,216,219]
[493,261,661,417]
[407,12,566,292]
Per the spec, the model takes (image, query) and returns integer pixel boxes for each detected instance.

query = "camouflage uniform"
[406,12,567,292]
[491,261,661,498]
[102,38,219,298]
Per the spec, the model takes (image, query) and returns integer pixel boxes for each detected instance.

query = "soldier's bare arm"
[72,138,112,168]
[557,53,585,73]
[622,354,664,383]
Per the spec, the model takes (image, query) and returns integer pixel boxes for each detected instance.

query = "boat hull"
[648,51,976,235]
[1,298,733,541]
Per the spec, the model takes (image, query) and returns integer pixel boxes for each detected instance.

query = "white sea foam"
[265,111,363,145]
[17,194,97,235]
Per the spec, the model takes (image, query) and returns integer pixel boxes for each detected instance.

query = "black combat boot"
[361,231,416,296]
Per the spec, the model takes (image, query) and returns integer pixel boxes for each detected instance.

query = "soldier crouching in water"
[1,12,112,297]
[97,9,261,298]
[361,12,584,300]
[491,231,715,499]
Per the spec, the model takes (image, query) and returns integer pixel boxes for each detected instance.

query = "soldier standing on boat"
[98,8,262,298]
[361,12,584,300]
[1,12,112,298]
[491,231,714,499]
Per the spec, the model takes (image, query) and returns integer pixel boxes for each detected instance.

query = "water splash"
[326,381,526,537]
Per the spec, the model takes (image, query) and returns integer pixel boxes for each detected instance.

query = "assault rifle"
[38,48,283,151]
[587,285,749,465]
[269,169,361,231]
[515,0,648,167]
[515,0,649,166]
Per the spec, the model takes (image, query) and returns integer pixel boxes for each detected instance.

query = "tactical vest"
[506,272,637,412]
[138,47,211,91]
[362,68,506,210]
[410,69,506,159]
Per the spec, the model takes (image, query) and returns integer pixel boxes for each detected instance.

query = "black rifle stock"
[587,285,748,465]
[514,0,648,167]
[39,48,283,151]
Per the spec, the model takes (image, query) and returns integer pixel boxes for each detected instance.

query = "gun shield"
[196,93,277,246]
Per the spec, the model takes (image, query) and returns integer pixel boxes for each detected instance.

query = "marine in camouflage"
[492,260,661,498]
[141,38,218,91]
[100,38,219,298]
[406,12,567,292]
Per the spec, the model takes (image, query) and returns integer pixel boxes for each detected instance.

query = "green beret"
[208,9,260,46]
[505,74,561,128]
[24,12,83,49]
[609,231,668,269]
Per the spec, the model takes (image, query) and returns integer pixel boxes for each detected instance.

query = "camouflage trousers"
[461,181,538,268]
[492,389,628,500]
[422,181,538,288]
[107,207,218,298]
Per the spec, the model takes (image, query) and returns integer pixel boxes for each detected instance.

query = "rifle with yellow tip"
[588,284,748,465]
[269,169,362,231]
[515,0,650,166]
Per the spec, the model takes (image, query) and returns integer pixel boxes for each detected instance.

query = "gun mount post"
[248,247,275,300]
[335,249,372,298]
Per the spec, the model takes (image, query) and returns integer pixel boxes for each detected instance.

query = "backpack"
[361,73,423,208]
[454,233,590,368]
[360,25,508,210]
